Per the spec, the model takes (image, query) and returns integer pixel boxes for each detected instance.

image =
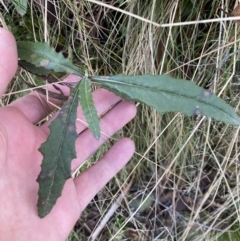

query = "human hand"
[0,28,136,240]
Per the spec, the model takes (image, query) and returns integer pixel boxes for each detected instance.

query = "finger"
[40,88,121,134]
[0,124,7,169]
[0,28,18,96]
[74,138,135,212]
[9,75,80,124]
[71,100,136,170]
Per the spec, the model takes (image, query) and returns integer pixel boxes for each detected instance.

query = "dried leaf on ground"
[230,4,240,23]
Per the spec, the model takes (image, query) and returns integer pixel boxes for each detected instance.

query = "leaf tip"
[95,132,101,140]
[37,199,50,218]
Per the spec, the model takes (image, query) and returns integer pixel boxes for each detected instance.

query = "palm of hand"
[0,106,80,240]
[0,28,136,240]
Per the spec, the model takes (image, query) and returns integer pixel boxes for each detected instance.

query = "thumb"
[0,28,18,96]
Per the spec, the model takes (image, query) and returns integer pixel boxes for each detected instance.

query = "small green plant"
[11,0,28,16]
[17,41,240,218]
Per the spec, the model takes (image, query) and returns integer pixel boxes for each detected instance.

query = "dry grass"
[1,0,240,240]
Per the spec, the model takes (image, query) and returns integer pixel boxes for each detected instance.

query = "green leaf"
[130,194,154,213]
[92,74,240,126]
[79,77,100,139]
[17,41,83,77]
[18,60,66,83]
[11,0,28,16]
[37,83,79,218]
[19,60,52,76]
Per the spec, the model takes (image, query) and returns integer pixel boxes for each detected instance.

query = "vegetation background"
[1,0,240,240]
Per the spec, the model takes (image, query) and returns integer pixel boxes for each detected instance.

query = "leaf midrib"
[43,88,78,213]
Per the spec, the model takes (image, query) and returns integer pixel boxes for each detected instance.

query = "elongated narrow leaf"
[37,83,79,218]
[17,41,83,76]
[12,0,28,16]
[92,75,240,125]
[79,77,100,139]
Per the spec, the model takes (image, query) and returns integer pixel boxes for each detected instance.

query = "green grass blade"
[37,83,79,218]
[92,74,240,126]
[17,41,83,77]
[79,77,100,139]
